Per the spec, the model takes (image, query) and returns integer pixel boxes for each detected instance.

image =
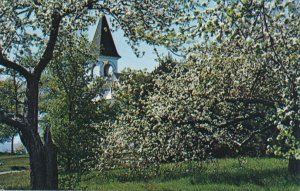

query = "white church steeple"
[92,15,121,79]
[91,16,121,99]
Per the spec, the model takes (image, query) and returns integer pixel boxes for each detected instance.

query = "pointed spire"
[92,16,121,58]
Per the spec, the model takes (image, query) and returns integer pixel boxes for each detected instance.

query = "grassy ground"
[0,153,30,190]
[0,171,30,190]
[0,153,29,171]
[0,154,299,190]
[77,158,300,191]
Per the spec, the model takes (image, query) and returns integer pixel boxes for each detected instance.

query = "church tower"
[92,15,121,79]
[91,16,121,99]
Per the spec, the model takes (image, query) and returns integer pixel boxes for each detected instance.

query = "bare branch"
[233,125,271,148]
[225,97,275,107]
[0,108,27,131]
[0,47,32,80]
[218,112,266,128]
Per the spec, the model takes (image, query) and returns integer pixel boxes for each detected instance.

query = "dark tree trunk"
[288,158,300,174]
[45,126,58,189]
[288,125,300,174]
[11,135,14,154]
[288,81,300,175]
[19,78,58,190]
[66,105,73,172]
[28,138,47,190]
[20,127,58,190]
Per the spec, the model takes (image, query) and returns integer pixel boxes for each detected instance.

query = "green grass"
[0,153,29,171]
[77,158,300,191]
[0,171,30,190]
[0,154,299,190]
[0,153,30,190]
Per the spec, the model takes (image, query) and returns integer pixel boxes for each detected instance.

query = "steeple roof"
[92,16,121,58]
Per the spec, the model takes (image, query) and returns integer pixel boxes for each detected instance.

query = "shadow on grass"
[191,167,300,187]
[10,166,27,171]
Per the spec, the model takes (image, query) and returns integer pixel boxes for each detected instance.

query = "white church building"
[91,16,121,99]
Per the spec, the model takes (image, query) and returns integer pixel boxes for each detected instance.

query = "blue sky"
[88,19,169,72]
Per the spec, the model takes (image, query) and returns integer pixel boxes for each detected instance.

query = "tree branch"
[233,125,271,148]
[34,0,101,79]
[218,112,266,128]
[0,49,32,80]
[32,0,42,6]
[34,14,62,79]
[0,108,27,131]
[225,97,275,107]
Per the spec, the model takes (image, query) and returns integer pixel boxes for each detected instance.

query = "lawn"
[0,153,30,190]
[77,158,300,191]
[0,153,29,171]
[0,154,299,190]
[0,171,30,190]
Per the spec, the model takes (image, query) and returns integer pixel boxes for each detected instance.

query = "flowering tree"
[180,0,299,173]
[100,66,216,171]
[0,0,198,189]
[182,0,299,173]
[100,0,299,174]
[99,57,274,170]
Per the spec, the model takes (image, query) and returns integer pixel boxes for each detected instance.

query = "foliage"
[180,0,300,160]
[0,71,24,146]
[0,0,199,59]
[15,145,27,155]
[270,77,300,159]
[0,125,16,144]
[41,36,105,173]
[98,56,273,170]
[0,0,299,188]
[0,0,199,188]
[152,54,179,75]
[116,68,154,111]
[0,74,24,114]
[97,0,299,172]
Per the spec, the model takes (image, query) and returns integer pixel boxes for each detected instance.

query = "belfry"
[91,16,121,99]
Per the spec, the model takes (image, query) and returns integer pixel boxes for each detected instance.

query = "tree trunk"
[66,105,73,172]
[288,158,300,174]
[29,140,47,190]
[288,124,300,174]
[287,80,300,175]
[44,126,58,189]
[20,78,58,190]
[20,129,58,190]
[11,135,14,154]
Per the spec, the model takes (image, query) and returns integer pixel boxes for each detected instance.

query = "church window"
[104,63,114,77]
